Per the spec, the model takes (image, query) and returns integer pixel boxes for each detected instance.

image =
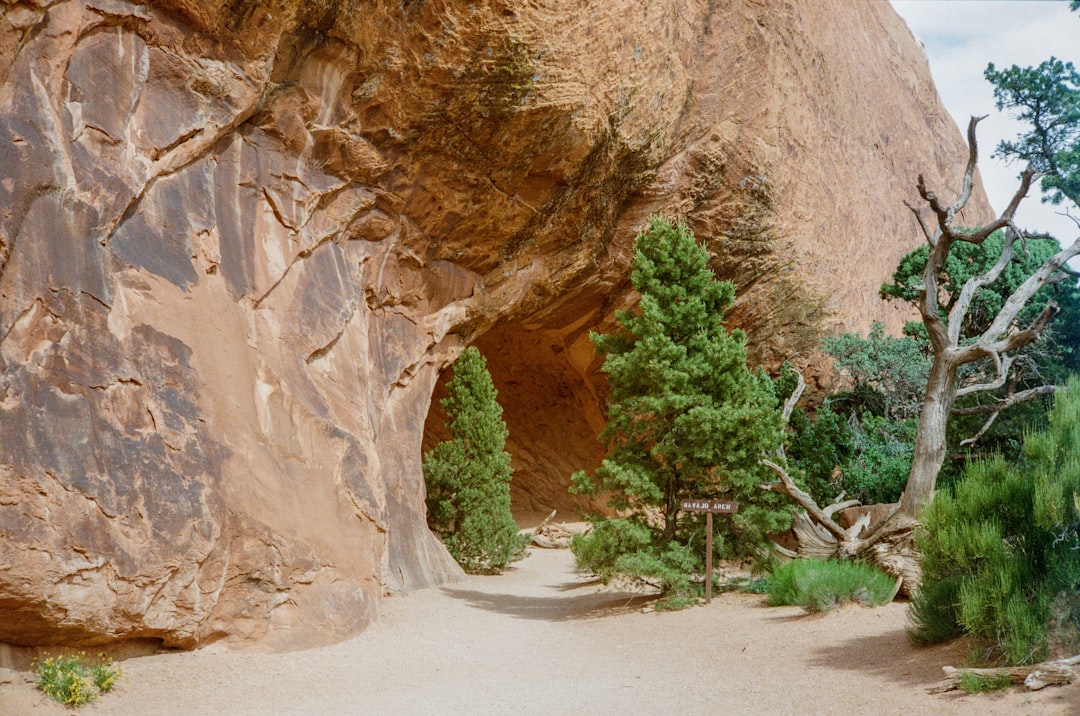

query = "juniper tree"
[571,217,788,597]
[890,44,1080,517]
[424,346,526,573]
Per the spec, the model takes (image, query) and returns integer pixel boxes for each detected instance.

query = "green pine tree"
[424,347,527,573]
[571,217,789,599]
[985,56,1080,206]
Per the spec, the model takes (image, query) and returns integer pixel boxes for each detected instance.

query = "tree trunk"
[900,357,957,517]
[663,475,677,542]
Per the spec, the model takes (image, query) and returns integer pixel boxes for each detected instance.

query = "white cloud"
[890,0,1080,241]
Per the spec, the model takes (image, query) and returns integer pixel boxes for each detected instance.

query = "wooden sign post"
[679,499,738,604]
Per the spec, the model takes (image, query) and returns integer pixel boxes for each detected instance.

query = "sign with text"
[680,497,739,604]
[680,499,738,514]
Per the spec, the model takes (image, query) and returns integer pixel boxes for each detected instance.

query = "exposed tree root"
[760,459,920,594]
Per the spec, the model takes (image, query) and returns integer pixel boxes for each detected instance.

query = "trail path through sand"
[4,548,1079,715]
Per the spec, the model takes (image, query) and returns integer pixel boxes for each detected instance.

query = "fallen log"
[530,510,583,549]
[928,654,1080,693]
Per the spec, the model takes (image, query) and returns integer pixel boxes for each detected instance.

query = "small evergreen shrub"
[840,414,917,505]
[571,518,653,583]
[822,322,929,421]
[782,364,917,508]
[424,347,528,573]
[765,559,896,612]
[908,377,1080,665]
[571,520,698,602]
[785,399,853,505]
[34,653,121,706]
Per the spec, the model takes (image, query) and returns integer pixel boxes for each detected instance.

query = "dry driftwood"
[928,654,1080,694]
[530,510,584,549]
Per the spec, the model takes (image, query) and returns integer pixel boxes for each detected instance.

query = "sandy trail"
[3,547,1079,715]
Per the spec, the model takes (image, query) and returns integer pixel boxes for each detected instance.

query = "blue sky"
[890,0,1079,242]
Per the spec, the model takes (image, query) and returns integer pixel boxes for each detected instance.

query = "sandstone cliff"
[0,0,988,650]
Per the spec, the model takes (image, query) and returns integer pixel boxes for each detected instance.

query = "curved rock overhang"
[0,0,989,651]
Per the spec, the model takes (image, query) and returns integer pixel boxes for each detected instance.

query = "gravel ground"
[3,547,1079,715]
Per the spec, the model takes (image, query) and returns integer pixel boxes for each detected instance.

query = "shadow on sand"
[440,584,655,622]
[807,627,948,687]
[808,626,1080,711]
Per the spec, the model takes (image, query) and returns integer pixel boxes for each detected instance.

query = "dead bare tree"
[897,115,1080,516]
[762,116,1080,590]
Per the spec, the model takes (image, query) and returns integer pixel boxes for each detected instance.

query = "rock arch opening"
[422,317,610,524]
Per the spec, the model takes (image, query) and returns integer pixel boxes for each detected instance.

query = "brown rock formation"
[0,0,989,650]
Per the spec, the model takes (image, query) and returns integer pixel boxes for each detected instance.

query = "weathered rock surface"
[0,0,988,650]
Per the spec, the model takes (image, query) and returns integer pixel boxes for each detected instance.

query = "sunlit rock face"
[0,0,987,649]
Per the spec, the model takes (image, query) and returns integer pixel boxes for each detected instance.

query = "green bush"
[822,322,930,421]
[908,377,1080,665]
[34,653,121,706]
[571,519,698,601]
[785,403,915,506]
[571,518,654,582]
[424,347,528,573]
[785,400,852,505]
[840,414,917,505]
[766,558,897,612]
[958,672,1012,694]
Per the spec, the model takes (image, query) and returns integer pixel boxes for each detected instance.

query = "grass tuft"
[766,558,897,612]
[958,672,1012,694]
